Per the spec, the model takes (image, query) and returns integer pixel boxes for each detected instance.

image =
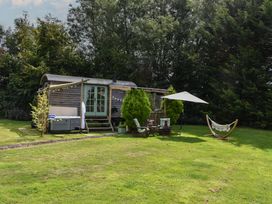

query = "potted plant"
[118,122,127,134]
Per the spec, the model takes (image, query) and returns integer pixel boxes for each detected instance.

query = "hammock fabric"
[206,115,238,139]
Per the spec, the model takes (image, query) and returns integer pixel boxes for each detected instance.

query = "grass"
[0,119,103,146]
[0,120,272,203]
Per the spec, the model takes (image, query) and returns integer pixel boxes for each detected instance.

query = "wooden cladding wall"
[110,90,163,118]
[152,93,164,111]
[49,84,81,115]
[111,90,126,118]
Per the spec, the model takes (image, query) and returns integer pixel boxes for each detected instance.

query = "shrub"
[30,90,49,136]
[121,89,152,129]
[162,85,184,124]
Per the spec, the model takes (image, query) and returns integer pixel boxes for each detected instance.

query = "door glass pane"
[97,87,105,113]
[86,87,95,112]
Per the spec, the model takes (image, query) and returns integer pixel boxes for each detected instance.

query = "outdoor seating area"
[134,117,171,137]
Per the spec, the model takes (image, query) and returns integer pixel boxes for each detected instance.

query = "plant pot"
[118,127,126,134]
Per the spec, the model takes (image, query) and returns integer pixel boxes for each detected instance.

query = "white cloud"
[0,0,74,7]
[48,0,73,10]
[7,0,74,7]
[11,0,43,6]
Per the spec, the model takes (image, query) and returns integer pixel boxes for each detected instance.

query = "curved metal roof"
[41,74,137,87]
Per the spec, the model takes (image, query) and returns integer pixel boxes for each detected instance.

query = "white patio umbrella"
[162,91,208,104]
[161,91,208,128]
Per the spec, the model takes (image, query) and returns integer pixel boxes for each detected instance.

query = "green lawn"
[0,119,102,146]
[0,120,272,203]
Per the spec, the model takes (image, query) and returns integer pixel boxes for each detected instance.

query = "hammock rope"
[206,115,238,139]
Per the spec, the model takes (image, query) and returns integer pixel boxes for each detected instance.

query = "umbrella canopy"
[162,91,208,104]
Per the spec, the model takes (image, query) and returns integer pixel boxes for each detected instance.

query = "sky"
[0,0,76,29]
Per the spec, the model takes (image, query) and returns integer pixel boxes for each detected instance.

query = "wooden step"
[86,122,110,126]
[89,127,113,130]
[85,117,114,132]
[85,118,108,120]
[88,123,110,127]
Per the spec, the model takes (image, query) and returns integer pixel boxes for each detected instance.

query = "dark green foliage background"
[162,86,184,125]
[121,89,152,129]
[0,0,272,128]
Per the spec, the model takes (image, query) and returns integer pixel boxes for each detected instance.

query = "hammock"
[206,115,238,139]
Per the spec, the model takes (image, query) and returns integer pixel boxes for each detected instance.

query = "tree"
[1,1,272,129]
[162,86,184,124]
[30,90,49,136]
[173,0,272,128]
[0,13,45,119]
[121,89,152,129]
[0,14,85,120]
[36,15,86,75]
[68,0,191,87]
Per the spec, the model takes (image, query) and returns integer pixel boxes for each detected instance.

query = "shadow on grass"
[0,120,30,135]
[182,125,272,150]
[157,135,206,143]
[113,134,149,139]
[227,128,272,150]
[114,133,206,143]
[0,120,87,144]
[3,119,271,150]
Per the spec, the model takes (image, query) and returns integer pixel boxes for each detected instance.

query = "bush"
[162,86,184,124]
[121,89,152,129]
[30,91,49,136]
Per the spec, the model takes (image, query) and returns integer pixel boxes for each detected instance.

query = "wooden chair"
[133,118,150,137]
[206,115,238,140]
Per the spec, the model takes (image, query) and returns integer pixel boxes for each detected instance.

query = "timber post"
[109,86,112,120]
[164,98,167,117]
[45,85,50,134]
[80,79,84,133]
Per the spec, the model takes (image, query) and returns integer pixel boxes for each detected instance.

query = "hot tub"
[49,116,81,131]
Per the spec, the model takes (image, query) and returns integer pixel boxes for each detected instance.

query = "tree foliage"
[68,0,191,87]
[0,1,271,129]
[121,89,151,129]
[0,14,84,119]
[67,0,272,128]
[30,90,49,136]
[162,86,184,125]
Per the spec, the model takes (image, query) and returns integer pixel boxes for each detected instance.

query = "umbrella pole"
[180,103,184,130]
[164,98,166,117]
